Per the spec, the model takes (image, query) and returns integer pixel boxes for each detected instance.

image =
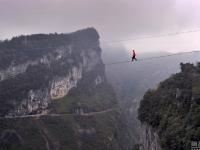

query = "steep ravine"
[103,45,200,150]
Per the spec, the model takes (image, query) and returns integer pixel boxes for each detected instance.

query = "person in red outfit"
[132,50,137,61]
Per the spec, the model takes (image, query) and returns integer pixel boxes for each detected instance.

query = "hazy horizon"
[1,0,200,53]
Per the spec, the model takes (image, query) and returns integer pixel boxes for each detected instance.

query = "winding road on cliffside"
[0,108,119,119]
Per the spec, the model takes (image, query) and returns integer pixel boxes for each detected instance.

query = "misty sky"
[1,0,200,53]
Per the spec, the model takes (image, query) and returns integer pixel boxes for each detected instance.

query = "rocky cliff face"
[139,124,161,150]
[138,63,200,150]
[0,28,121,150]
[0,28,104,117]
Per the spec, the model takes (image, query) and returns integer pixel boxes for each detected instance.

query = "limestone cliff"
[0,28,104,117]
[0,28,121,150]
[139,124,161,150]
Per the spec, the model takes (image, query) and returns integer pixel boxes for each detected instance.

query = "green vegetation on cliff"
[0,28,99,70]
[0,28,100,116]
[138,63,200,150]
[0,110,121,150]
[0,28,122,150]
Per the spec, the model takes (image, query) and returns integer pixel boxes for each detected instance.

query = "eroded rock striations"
[139,124,161,150]
[0,28,121,150]
[0,28,103,116]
